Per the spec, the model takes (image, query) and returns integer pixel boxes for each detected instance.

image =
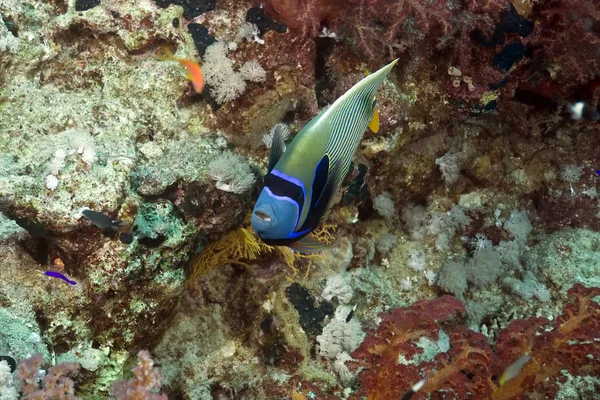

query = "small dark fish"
[0,355,16,373]
[346,304,357,323]
[45,271,77,285]
[595,169,600,177]
[82,209,124,232]
[400,378,426,400]
[119,232,134,244]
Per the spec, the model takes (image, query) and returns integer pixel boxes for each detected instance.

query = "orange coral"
[188,225,272,282]
[188,216,337,282]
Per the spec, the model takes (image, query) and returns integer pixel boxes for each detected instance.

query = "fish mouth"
[254,210,272,222]
[252,204,276,235]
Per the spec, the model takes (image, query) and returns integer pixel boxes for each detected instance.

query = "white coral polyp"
[46,174,59,190]
[317,306,365,359]
[321,275,354,304]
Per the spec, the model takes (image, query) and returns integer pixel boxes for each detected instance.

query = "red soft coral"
[423,327,497,399]
[525,0,600,89]
[350,284,600,400]
[492,284,600,399]
[349,295,467,400]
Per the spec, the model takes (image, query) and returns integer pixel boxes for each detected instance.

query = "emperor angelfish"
[252,59,398,253]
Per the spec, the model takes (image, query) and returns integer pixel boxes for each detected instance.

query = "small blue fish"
[45,271,77,285]
[595,169,600,177]
[252,60,397,253]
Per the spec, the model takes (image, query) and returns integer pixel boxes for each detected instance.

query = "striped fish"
[251,59,397,253]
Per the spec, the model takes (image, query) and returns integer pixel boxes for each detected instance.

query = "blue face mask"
[252,187,299,240]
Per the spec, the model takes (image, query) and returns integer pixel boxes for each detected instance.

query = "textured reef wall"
[0,0,599,399]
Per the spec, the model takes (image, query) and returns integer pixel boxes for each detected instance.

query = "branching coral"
[188,219,336,282]
[345,0,455,58]
[525,0,600,88]
[264,0,336,37]
[188,225,271,282]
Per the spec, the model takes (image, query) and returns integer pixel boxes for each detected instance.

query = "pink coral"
[15,354,81,400]
[111,350,167,400]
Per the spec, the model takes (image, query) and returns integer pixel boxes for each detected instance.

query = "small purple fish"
[595,169,600,177]
[45,271,77,285]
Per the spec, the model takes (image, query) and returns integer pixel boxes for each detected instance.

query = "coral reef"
[1,0,599,398]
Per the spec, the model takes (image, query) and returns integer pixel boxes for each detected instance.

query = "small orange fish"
[159,47,204,94]
[53,257,65,272]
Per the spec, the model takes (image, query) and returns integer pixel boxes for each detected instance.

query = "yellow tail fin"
[369,105,380,133]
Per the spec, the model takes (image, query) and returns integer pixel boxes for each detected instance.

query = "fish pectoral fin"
[316,160,345,225]
[296,159,343,235]
[310,155,330,209]
[268,128,286,172]
[288,234,329,254]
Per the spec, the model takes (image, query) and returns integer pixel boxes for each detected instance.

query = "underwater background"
[1,0,599,399]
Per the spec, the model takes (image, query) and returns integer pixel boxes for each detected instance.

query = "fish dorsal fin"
[323,59,397,197]
[287,234,329,254]
[268,129,285,172]
[368,100,379,133]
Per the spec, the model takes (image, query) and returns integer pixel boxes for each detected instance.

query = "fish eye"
[254,210,272,222]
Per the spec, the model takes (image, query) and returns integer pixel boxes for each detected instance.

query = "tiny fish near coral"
[569,101,600,121]
[251,59,398,253]
[400,378,426,400]
[44,271,77,285]
[498,353,532,385]
[159,47,204,94]
[81,209,125,232]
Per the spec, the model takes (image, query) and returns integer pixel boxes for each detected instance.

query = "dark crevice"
[154,0,216,20]
[514,87,558,110]
[314,37,336,108]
